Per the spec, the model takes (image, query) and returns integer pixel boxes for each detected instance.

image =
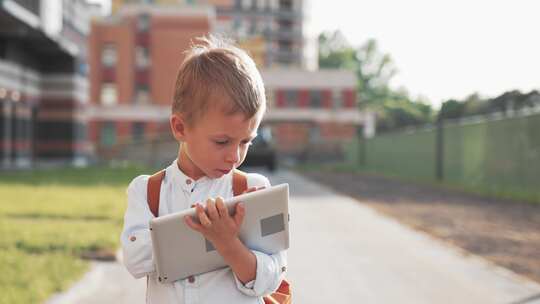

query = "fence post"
[356,125,366,167]
[435,118,444,181]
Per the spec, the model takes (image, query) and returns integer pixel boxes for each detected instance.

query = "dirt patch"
[301,170,540,284]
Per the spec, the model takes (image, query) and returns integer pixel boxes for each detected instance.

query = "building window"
[233,17,241,30]
[257,0,266,10]
[100,122,116,147]
[101,83,117,106]
[309,124,320,143]
[310,90,322,108]
[269,0,278,10]
[135,84,149,104]
[137,14,150,32]
[249,19,257,34]
[135,46,150,68]
[101,44,116,67]
[132,122,145,142]
[242,0,252,10]
[284,90,297,107]
[75,122,87,141]
[279,0,292,10]
[332,89,342,108]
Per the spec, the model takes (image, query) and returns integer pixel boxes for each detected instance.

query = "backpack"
[147,169,291,304]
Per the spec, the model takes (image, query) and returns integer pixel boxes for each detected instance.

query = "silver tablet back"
[149,183,289,283]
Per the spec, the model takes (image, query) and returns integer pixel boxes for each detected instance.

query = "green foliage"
[439,99,465,120]
[439,90,540,120]
[373,96,434,132]
[318,30,434,131]
[0,165,151,304]
[318,31,397,105]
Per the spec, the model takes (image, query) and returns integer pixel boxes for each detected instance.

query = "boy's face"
[170,103,263,180]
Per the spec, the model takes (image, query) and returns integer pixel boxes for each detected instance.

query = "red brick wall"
[272,122,311,153]
[343,89,356,108]
[89,18,136,105]
[319,122,356,140]
[88,120,99,142]
[150,16,210,106]
[298,90,309,108]
[322,90,332,108]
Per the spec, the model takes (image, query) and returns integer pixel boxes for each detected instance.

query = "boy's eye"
[214,139,253,146]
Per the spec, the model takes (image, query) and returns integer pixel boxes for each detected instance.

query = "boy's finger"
[184,216,202,232]
[206,198,219,220]
[233,202,245,227]
[196,204,212,227]
[215,197,229,217]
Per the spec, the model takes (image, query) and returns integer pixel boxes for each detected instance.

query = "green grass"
[0,165,154,304]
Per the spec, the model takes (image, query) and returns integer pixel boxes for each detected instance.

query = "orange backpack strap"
[232,169,248,196]
[147,170,166,217]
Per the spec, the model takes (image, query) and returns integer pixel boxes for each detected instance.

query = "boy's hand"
[185,197,244,249]
[185,186,265,248]
[184,186,265,283]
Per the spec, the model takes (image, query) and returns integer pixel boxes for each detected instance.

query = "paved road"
[47,170,540,304]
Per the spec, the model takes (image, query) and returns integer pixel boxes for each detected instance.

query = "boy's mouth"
[218,169,232,174]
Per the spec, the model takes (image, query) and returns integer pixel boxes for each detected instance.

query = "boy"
[121,36,287,303]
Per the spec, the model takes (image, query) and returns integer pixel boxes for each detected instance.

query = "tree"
[439,99,465,120]
[438,90,540,121]
[318,30,433,131]
[318,31,397,105]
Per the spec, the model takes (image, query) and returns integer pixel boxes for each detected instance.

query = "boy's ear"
[170,113,187,141]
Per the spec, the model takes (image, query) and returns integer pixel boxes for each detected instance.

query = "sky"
[305,0,540,107]
[88,0,540,108]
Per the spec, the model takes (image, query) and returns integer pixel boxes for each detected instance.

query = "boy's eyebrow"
[213,133,258,140]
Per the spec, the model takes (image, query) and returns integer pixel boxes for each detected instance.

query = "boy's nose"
[225,146,240,164]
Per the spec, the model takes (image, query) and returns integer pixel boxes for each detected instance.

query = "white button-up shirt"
[121,159,287,304]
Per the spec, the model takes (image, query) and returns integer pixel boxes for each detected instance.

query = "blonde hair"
[172,35,266,126]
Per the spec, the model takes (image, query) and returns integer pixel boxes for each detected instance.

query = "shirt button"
[185,179,192,185]
[281,266,286,272]
[188,276,195,283]
[129,236,136,242]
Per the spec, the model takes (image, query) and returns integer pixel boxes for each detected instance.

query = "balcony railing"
[12,0,40,16]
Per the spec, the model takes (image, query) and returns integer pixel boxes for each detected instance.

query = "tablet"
[149,183,289,283]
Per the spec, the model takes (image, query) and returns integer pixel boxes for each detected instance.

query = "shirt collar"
[167,158,215,192]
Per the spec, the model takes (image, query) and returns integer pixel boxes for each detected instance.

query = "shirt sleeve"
[233,173,288,296]
[120,175,155,279]
[234,250,288,297]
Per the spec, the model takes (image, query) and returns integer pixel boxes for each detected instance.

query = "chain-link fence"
[346,109,540,202]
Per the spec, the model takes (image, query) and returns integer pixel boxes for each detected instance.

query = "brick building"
[0,0,101,169]
[262,68,373,159]
[212,0,306,68]
[89,2,372,163]
[88,5,211,159]
[113,0,308,68]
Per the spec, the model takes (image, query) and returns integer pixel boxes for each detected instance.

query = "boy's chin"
[209,169,228,178]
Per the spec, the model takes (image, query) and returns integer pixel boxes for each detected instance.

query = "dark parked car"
[241,127,276,172]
